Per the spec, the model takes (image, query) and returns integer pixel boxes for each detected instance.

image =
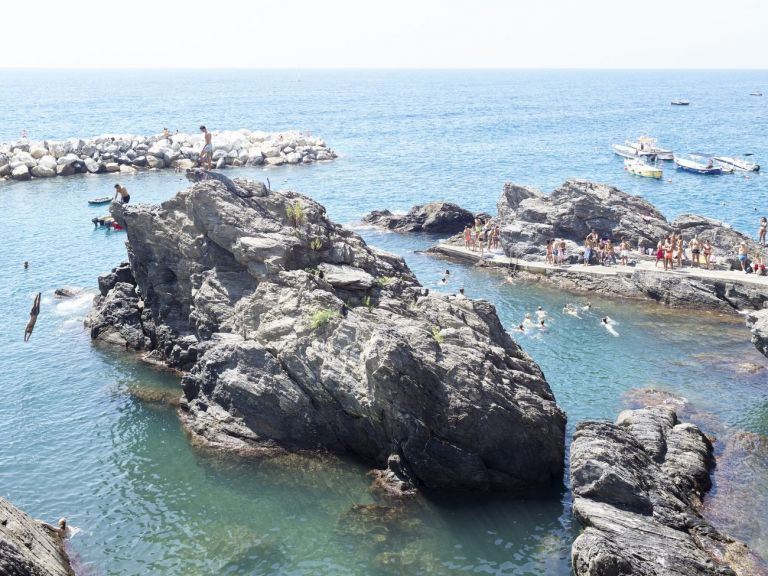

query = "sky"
[1,0,766,69]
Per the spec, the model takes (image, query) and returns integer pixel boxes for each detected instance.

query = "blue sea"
[1,70,767,575]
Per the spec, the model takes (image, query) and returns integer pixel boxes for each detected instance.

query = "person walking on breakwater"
[24,292,41,342]
[113,184,130,204]
[199,125,213,170]
[759,216,767,246]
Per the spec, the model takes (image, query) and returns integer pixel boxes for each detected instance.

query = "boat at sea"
[713,154,760,172]
[624,158,663,179]
[750,91,763,96]
[88,196,112,205]
[628,136,674,161]
[612,143,643,159]
[673,154,723,175]
[671,99,690,106]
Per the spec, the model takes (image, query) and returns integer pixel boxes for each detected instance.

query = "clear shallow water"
[1,70,767,574]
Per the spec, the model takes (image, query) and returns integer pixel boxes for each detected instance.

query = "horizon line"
[2,67,768,72]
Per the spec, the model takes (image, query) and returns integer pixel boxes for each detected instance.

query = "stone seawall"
[0,129,336,181]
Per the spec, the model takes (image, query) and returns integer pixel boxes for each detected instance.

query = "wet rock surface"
[0,497,73,576]
[746,309,768,359]
[88,177,566,493]
[570,405,757,576]
[362,202,476,233]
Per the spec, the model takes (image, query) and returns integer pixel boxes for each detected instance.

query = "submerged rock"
[88,177,566,493]
[0,497,74,576]
[362,201,475,233]
[570,406,755,576]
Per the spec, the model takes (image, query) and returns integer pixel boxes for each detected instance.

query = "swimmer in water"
[516,323,526,333]
[438,277,447,286]
[562,303,582,319]
[601,316,619,337]
[523,312,535,328]
[23,261,29,269]
[538,319,547,331]
[536,306,547,322]
[581,301,592,312]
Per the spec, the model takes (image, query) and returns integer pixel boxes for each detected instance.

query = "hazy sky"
[2,0,766,69]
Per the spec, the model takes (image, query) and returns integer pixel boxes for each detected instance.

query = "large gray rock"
[363,202,476,234]
[11,165,31,180]
[31,165,56,178]
[746,309,768,359]
[571,406,755,576]
[0,497,74,576]
[88,178,566,493]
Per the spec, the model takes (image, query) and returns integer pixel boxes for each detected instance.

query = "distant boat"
[713,154,760,172]
[624,158,663,179]
[750,91,763,96]
[628,136,674,161]
[671,100,690,106]
[88,196,112,205]
[612,143,642,159]
[674,154,723,175]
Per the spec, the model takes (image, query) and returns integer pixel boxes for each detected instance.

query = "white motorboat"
[671,99,690,106]
[628,136,674,161]
[713,154,760,172]
[612,143,642,159]
[674,154,723,175]
[750,91,763,96]
[624,158,663,179]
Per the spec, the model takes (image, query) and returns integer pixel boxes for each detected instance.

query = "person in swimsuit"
[703,240,713,269]
[463,226,472,250]
[690,237,701,267]
[491,226,500,250]
[605,239,617,265]
[655,240,664,268]
[114,184,130,204]
[676,237,684,268]
[738,242,749,272]
[41,518,69,539]
[619,237,630,266]
[583,238,593,266]
[545,239,554,264]
[663,237,673,270]
[199,125,213,170]
[558,239,566,264]
[759,216,767,246]
[24,292,41,342]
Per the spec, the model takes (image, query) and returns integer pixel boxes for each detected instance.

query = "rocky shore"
[87,173,566,494]
[0,130,336,181]
[746,309,768,358]
[571,406,757,576]
[0,497,73,576]
[362,202,476,234]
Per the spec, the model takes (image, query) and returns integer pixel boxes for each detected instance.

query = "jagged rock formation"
[571,406,756,576]
[0,497,73,576]
[0,129,335,181]
[362,202,476,234]
[746,309,768,359]
[88,177,566,493]
[497,180,759,268]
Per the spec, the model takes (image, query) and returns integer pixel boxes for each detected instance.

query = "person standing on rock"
[113,184,130,204]
[24,292,41,342]
[199,125,213,170]
[703,240,713,269]
[583,238,593,266]
[663,237,674,270]
[759,216,767,246]
[546,239,554,264]
[463,226,472,250]
[690,237,701,267]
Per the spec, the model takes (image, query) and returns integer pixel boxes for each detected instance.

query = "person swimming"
[600,316,619,337]
[562,303,582,319]
[438,277,448,286]
[536,306,547,321]
[523,312,535,328]
[516,323,526,333]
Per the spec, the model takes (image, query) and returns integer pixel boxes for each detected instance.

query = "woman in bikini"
[558,239,567,264]
[663,236,674,270]
[759,217,767,246]
[676,237,684,268]
[703,240,713,269]
[655,240,664,268]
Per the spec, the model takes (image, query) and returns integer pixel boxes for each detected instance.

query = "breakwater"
[0,130,336,181]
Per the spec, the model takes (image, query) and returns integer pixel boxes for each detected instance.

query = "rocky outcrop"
[0,130,336,182]
[88,177,566,493]
[571,406,754,576]
[746,309,768,359]
[497,180,758,266]
[362,202,475,233]
[0,497,73,576]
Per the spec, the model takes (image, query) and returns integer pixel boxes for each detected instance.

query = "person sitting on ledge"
[754,253,766,275]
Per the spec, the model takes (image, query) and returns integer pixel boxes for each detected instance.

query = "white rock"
[172,158,195,170]
[50,142,71,158]
[0,164,10,177]
[11,165,31,180]
[105,162,120,173]
[84,158,101,173]
[265,156,286,166]
[13,151,37,168]
[38,155,57,170]
[146,155,165,169]
[29,144,48,159]
[119,164,137,173]
[31,165,56,178]
[262,146,280,158]
[215,157,227,169]
[56,163,75,176]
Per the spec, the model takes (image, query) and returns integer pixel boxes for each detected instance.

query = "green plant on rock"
[375,276,395,288]
[431,325,444,344]
[286,201,305,228]
[305,266,318,276]
[309,237,323,251]
[310,309,340,330]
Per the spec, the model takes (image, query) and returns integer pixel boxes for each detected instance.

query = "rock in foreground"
[89,176,566,493]
[0,497,73,576]
[571,406,756,576]
[362,202,475,233]
[746,309,768,359]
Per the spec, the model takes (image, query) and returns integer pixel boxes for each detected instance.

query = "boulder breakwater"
[0,130,336,181]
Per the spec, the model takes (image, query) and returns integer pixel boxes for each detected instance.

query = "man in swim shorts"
[114,184,130,204]
[24,292,41,342]
[199,125,213,170]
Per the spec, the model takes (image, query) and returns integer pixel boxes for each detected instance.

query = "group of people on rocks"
[463,217,500,255]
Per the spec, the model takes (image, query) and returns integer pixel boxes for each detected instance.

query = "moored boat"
[88,196,112,205]
[612,143,642,159]
[674,154,723,175]
[628,136,674,161]
[713,154,760,172]
[671,99,690,105]
[624,158,663,179]
[750,91,763,96]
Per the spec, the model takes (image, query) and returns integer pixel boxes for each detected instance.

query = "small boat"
[674,154,722,175]
[750,91,763,96]
[713,154,760,172]
[88,196,112,206]
[690,153,734,174]
[671,100,690,106]
[612,143,643,159]
[624,158,663,179]
[628,136,674,161]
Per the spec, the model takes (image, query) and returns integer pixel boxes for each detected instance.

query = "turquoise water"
[1,70,767,574]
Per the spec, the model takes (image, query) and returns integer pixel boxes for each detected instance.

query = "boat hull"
[674,159,722,175]
[713,157,760,172]
[624,160,662,179]
[88,198,112,205]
